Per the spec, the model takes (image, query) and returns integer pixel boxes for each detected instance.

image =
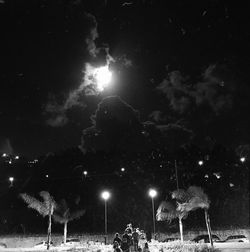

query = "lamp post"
[148,188,157,240]
[101,190,110,244]
[9,177,14,187]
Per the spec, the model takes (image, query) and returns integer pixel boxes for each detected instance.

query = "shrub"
[149,241,216,252]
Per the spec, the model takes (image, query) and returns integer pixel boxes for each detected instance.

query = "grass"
[149,240,216,252]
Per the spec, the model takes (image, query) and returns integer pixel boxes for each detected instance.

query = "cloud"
[194,64,233,113]
[156,71,193,114]
[46,114,68,127]
[85,13,99,57]
[81,96,193,153]
[157,64,233,114]
[45,13,115,127]
[117,54,133,68]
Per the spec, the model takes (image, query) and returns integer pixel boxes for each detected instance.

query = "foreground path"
[214,242,250,251]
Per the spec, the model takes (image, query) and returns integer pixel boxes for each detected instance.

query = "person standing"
[142,242,150,252]
[132,228,139,251]
[145,229,152,243]
[113,241,123,252]
[121,230,130,252]
[113,233,122,246]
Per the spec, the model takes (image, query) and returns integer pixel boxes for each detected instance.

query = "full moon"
[94,66,112,91]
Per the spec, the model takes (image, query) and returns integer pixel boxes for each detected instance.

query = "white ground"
[0,240,250,252]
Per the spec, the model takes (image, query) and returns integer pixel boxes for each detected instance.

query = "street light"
[198,160,204,166]
[9,177,14,187]
[240,157,246,163]
[101,190,110,244]
[148,188,157,240]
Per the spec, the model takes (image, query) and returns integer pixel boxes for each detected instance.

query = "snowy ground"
[0,240,250,252]
[214,242,250,251]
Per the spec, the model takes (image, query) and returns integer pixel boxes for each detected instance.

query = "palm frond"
[177,186,210,212]
[187,186,210,207]
[55,199,70,218]
[156,201,178,221]
[20,193,48,217]
[172,189,190,203]
[53,213,67,224]
[68,209,86,222]
[53,198,85,224]
[40,191,57,213]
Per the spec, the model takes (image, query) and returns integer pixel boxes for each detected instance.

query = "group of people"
[113,223,150,252]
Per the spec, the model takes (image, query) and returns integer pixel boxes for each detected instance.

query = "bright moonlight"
[94,66,112,91]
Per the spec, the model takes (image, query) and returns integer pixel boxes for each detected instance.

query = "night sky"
[1,0,250,158]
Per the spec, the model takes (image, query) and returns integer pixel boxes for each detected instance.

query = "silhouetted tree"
[156,190,190,242]
[20,191,57,250]
[177,186,213,247]
[53,199,85,244]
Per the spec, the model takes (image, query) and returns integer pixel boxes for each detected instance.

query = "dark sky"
[0,0,250,157]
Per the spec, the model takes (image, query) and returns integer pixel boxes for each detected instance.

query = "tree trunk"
[47,213,52,250]
[204,209,213,248]
[178,217,184,242]
[64,222,68,244]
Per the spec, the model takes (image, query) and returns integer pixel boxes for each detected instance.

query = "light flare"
[94,66,112,91]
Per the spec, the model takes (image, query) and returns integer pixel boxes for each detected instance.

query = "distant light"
[213,172,221,179]
[2,153,7,157]
[240,157,246,163]
[8,160,12,164]
[15,156,19,160]
[83,170,88,176]
[229,183,234,187]
[121,168,125,172]
[198,160,204,166]
[34,159,38,163]
[204,174,209,178]
[149,189,157,198]
[45,174,49,178]
[9,177,14,182]
[101,191,111,200]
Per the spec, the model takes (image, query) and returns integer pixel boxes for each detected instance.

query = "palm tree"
[156,190,189,242]
[20,191,57,250]
[177,186,213,248]
[53,199,85,244]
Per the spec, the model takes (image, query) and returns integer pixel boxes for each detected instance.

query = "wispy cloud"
[45,13,114,127]
[157,64,233,114]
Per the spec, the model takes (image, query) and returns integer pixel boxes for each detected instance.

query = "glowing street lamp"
[101,190,111,244]
[9,177,14,187]
[198,160,204,166]
[240,157,246,163]
[148,189,157,239]
[83,170,88,177]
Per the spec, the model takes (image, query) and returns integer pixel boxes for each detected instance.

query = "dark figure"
[121,231,130,252]
[142,242,150,252]
[113,241,123,252]
[132,228,139,251]
[145,229,152,242]
[125,223,133,234]
[113,233,122,246]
